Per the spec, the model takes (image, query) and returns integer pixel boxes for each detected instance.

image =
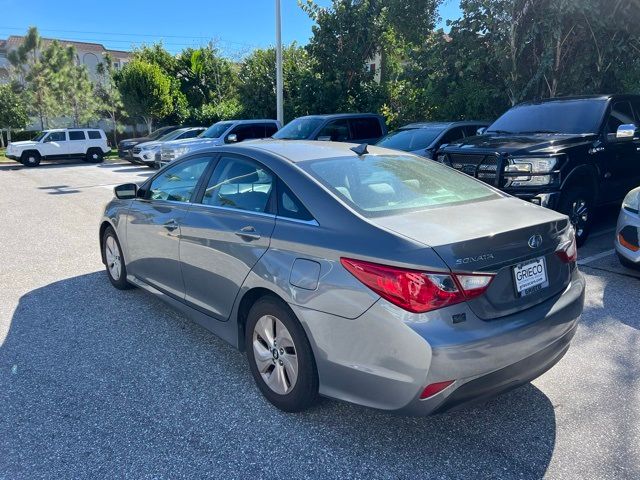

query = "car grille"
[132,147,142,154]
[447,153,501,186]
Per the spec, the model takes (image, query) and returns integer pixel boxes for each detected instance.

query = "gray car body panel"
[100,140,585,414]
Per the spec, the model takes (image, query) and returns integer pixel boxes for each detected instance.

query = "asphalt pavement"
[0,159,639,479]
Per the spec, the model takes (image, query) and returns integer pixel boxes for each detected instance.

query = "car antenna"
[350,143,369,156]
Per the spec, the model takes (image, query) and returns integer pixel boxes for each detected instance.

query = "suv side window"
[317,119,350,142]
[88,130,102,139]
[350,117,382,141]
[202,156,274,213]
[463,125,482,137]
[147,156,210,203]
[68,131,86,141]
[265,123,279,137]
[277,179,314,221]
[440,127,466,145]
[45,131,67,142]
[606,101,636,134]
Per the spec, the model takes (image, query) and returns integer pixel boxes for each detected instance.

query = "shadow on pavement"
[0,272,557,478]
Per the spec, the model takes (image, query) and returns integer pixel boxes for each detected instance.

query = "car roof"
[223,119,278,124]
[400,121,489,129]
[225,139,403,163]
[292,113,382,121]
[519,94,640,106]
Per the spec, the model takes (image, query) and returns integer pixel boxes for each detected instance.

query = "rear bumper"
[293,268,585,415]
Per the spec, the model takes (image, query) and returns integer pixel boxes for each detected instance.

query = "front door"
[126,156,212,298]
[180,154,276,319]
[40,131,68,158]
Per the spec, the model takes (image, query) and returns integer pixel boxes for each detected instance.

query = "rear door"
[179,154,276,319]
[67,130,87,155]
[126,155,212,298]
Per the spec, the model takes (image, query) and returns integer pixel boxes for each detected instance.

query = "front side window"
[69,131,86,141]
[317,119,350,142]
[606,101,636,134]
[46,131,66,142]
[147,156,210,203]
[301,154,499,217]
[350,118,382,140]
[229,124,256,142]
[265,123,279,137]
[439,127,466,145]
[202,156,274,213]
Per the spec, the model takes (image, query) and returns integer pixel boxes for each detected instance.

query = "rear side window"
[277,179,314,221]
[88,131,102,139]
[265,123,279,136]
[202,156,274,213]
[301,154,498,217]
[68,131,86,140]
[350,117,382,140]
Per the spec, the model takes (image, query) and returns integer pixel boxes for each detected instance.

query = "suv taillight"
[340,258,494,313]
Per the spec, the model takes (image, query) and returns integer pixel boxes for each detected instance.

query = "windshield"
[32,132,47,142]
[301,154,498,217]
[201,121,233,139]
[487,99,608,135]
[376,127,444,151]
[273,117,324,140]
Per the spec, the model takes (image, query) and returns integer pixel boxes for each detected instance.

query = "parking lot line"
[578,249,615,266]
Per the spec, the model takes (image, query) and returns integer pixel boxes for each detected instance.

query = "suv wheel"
[559,186,593,247]
[20,151,41,167]
[102,227,133,290]
[85,148,104,163]
[245,296,319,412]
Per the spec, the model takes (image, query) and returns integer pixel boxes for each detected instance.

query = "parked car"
[438,95,640,245]
[615,186,640,269]
[117,126,180,160]
[131,127,206,167]
[5,128,109,167]
[159,119,280,167]
[376,121,489,158]
[273,113,387,143]
[100,141,584,414]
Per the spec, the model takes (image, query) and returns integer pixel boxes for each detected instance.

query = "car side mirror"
[226,133,238,143]
[614,124,638,142]
[476,127,487,135]
[114,183,138,200]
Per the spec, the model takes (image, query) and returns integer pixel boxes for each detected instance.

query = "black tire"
[102,227,133,290]
[20,150,41,167]
[245,296,319,412]
[617,252,640,271]
[85,148,105,163]
[558,186,594,247]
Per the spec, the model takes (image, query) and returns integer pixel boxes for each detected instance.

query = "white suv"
[6,129,110,167]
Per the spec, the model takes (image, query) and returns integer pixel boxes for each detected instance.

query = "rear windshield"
[487,99,608,135]
[273,117,324,140]
[300,154,499,217]
[376,127,443,151]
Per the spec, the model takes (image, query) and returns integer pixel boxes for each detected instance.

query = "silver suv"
[159,120,280,166]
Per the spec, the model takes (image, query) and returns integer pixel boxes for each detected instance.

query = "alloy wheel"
[105,235,122,281]
[569,199,589,238]
[252,314,299,395]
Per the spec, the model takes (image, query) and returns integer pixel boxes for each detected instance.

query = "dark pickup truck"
[438,95,640,244]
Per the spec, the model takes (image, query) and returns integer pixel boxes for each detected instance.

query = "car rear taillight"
[420,380,455,399]
[555,230,577,263]
[340,258,494,313]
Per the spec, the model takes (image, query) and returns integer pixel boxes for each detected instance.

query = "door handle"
[234,226,261,240]
[163,219,179,232]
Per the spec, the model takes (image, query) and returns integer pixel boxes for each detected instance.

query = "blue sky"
[0,0,461,57]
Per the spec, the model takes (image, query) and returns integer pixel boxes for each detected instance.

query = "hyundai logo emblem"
[528,234,543,249]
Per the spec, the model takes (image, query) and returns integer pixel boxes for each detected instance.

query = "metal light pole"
[275,0,284,125]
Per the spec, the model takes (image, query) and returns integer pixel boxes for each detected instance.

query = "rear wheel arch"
[236,287,289,352]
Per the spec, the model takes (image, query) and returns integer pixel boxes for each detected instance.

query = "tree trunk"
[144,117,153,135]
[0,130,4,148]
[111,114,118,147]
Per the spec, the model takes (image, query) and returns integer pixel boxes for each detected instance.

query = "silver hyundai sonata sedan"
[100,141,585,414]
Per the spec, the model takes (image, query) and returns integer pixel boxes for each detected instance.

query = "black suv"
[438,95,640,245]
[273,113,387,143]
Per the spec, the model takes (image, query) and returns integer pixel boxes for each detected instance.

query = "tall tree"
[116,60,173,134]
[0,83,29,147]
